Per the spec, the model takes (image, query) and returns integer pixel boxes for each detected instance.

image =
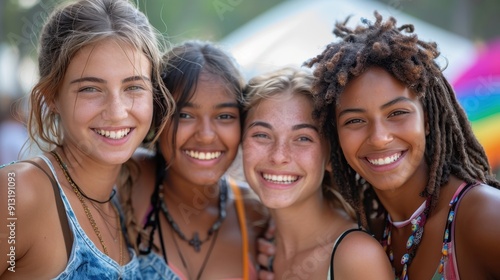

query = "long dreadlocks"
[305,11,500,230]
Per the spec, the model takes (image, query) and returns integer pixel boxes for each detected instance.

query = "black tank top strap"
[329,227,366,280]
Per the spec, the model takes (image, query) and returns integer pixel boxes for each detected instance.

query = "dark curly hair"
[305,11,500,230]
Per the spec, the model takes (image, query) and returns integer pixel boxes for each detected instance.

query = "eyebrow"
[247,121,318,132]
[292,123,318,132]
[70,75,151,84]
[184,101,240,109]
[338,96,413,118]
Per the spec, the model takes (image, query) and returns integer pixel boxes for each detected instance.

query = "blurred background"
[0,0,498,178]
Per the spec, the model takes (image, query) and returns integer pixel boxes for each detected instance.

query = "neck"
[375,163,430,222]
[53,148,120,202]
[163,174,221,209]
[273,193,340,259]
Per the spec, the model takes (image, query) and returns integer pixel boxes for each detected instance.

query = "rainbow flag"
[453,39,500,170]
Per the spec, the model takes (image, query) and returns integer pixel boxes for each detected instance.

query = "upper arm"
[0,162,54,274]
[455,184,500,278]
[333,231,394,280]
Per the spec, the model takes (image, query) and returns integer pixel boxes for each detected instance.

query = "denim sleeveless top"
[36,155,179,280]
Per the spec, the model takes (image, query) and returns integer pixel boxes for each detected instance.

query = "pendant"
[189,232,202,252]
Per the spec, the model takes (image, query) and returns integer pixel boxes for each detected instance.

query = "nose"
[195,117,216,143]
[367,120,393,147]
[102,91,129,122]
[270,140,291,165]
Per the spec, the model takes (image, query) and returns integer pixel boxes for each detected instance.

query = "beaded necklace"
[381,196,431,280]
[159,181,228,252]
[51,151,124,265]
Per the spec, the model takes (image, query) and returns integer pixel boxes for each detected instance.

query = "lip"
[362,150,407,172]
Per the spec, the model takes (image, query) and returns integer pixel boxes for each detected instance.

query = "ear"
[47,96,59,114]
[325,161,333,173]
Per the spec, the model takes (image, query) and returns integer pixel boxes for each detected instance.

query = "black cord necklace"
[171,224,219,280]
[50,150,116,204]
[159,180,228,252]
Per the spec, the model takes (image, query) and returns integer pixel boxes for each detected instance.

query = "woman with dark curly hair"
[306,11,500,279]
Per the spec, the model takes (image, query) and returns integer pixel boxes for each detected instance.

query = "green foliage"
[136,0,286,44]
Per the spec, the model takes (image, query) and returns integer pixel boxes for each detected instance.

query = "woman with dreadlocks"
[305,11,500,280]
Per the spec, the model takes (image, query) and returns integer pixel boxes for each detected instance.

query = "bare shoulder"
[0,159,58,271]
[0,159,56,219]
[456,183,500,232]
[454,183,500,276]
[333,230,393,280]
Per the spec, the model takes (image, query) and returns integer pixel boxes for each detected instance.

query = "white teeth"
[262,173,298,184]
[368,152,402,166]
[184,150,222,160]
[95,128,131,139]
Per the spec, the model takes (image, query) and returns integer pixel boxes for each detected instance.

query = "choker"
[159,180,228,252]
[388,200,427,229]
[50,150,116,204]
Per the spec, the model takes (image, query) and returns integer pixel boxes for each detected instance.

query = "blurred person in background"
[0,95,28,165]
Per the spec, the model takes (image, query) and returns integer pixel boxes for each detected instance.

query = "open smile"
[366,152,403,166]
[94,128,131,140]
[184,150,222,160]
[262,173,299,184]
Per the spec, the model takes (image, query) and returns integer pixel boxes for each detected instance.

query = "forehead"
[67,39,151,76]
[338,67,412,104]
[248,92,314,120]
[189,73,236,101]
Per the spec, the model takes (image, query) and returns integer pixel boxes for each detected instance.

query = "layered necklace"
[159,180,228,279]
[51,151,124,265]
[381,196,431,280]
[159,181,228,252]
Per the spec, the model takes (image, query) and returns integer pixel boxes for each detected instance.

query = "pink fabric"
[434,182,476,280]
[169,259,257,280]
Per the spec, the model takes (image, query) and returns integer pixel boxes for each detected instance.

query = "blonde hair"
[243,67,356,219]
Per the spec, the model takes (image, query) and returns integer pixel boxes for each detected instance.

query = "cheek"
[224,124,241,150]
[242,140,266,167]
[159,128,175,158]
[134,95,154,121]
[337,130,354,155]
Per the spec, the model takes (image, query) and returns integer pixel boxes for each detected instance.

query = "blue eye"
[252,133,269,139]
[78,87,99,93]
[127,85,143,91]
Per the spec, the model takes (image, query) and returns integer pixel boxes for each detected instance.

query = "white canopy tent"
[221,0,475,82]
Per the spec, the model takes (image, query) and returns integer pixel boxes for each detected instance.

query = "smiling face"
[159,73,241,187]
[242,92,330,209]
[335,67,428,193]
[55,39,153,164]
